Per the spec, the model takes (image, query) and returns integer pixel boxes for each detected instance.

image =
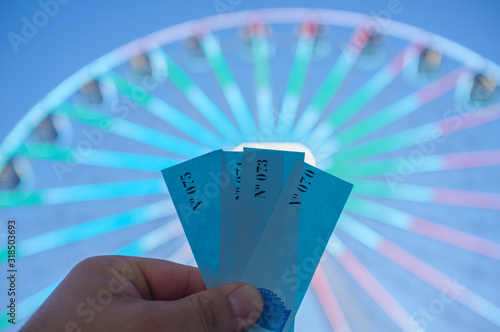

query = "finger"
[123,256,207,301]
[149,283,264,332]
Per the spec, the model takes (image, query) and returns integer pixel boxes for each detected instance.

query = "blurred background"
[1,1,499,332]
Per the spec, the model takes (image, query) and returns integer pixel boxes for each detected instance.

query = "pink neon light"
[416,67,469,105]
[434,187,500,210]
[410,217,500,260]
[378,239,498,326]
[379,238,457,288]
[387,42,425,76]
[300,21,319,37]
[443,150,500,170]
[346,22,372,55]
[312,264,352,332]
[439,102,500,136]
[336,248,418,331]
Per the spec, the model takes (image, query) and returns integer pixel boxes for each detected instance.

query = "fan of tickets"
[162,148,352,332]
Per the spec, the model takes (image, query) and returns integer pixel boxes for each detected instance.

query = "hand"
[20,255,264,332]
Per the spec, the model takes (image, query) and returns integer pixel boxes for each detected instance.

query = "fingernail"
[228,285,263,320]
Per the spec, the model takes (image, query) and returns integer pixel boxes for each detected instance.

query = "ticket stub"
[219,151,242,284]
[162,150,223,289]
[242,160,353,332]
[233,148,304,280]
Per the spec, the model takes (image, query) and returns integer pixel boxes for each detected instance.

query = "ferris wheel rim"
[1,7,499,172]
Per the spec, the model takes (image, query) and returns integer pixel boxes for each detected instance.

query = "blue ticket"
[242,160,353,332]
[219,151,242,284]
[293,163,352,310]
[233,148,304,280]
[161,150,223,289]
[240,161,303,332]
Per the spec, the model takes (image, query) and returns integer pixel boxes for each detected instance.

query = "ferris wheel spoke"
[330,101,500,167]
[338,216,500,328]
[249,24,275,134]
[344,197,500,261]
[330,66,470,149]
[326,234,423,332]
[15,143,182,173]
[56,103,210,158]
[304,38,426,147]
[199,32,259,138]
[312,263,353,332]
[350,179,500,211]
[334,149,500,178]
[154,49,243,145]
[103,72,227,149]
[292,23,373,142]
[275,21,316,140]
[0,200,174,263]
[0,178,165,208]
[112,218,184,256]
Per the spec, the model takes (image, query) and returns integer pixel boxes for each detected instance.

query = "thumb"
[157,283,264,332]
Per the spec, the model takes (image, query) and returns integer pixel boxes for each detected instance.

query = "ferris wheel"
[1,8,499,332]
